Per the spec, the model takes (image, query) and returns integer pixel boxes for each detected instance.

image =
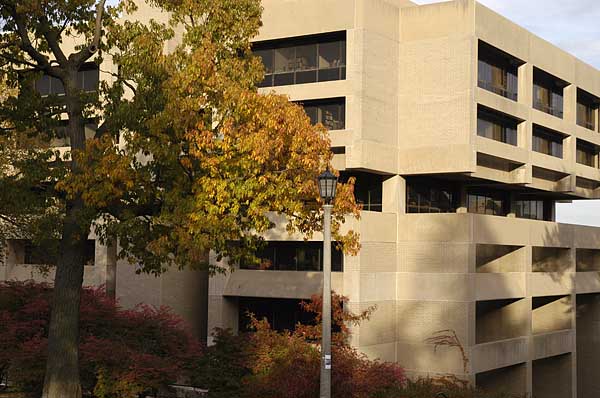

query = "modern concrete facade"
[209,1,600,397]
[3,1,600,397]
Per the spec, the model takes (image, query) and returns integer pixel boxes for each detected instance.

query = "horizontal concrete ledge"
[532,329,574,361]
[476,273,526,301]
[222,269,343,299]
[1,263,103,287]
[396,273,472,301]
[400,213,600,247]
[576,272,600,294]
[471,336,528,374]
[262,211,397,243]
[528,272,574,297]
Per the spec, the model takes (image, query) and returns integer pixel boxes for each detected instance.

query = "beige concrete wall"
[532,296,572,335]
[1,239,115,290]
[398,1,475,174]
[116,258,209,340]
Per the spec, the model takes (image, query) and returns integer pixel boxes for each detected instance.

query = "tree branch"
[70,0,106,66]
[38,16,68,65]
[12,12,53,73]
[0,213,23,229]
[99,68,137,95]
[0,41,18,50]
[0,53,43,70]
[90,0,106,53]
[94,121,111,139]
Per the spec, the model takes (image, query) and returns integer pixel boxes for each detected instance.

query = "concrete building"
[3,0,600,397]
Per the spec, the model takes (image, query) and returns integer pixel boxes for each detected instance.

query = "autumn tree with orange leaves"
[0,1,360,397]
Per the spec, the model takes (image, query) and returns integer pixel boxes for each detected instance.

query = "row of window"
[299,98,345,131]
[467,193,546,220]
[240,241,343,272]
[476,106,600,168]
[406,179,552,221]
[478,41,599,131]
[254,32,346,88]
[35,64,99,96]
[8,239,95,266]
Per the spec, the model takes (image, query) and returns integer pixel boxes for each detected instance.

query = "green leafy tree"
[0,1,360,397]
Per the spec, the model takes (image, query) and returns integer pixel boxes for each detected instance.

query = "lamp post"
[317,169,337,398]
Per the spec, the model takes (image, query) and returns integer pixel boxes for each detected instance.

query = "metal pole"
[320,204,333,398]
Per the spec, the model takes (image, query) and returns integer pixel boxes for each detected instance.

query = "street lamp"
[317,169,337,398]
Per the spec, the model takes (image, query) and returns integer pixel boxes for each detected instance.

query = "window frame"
[577,88,599,131]
[576,140,598,168]
[240,241,343,272]
[532,125,564,159]
[467,191,508,216]
[477,106,519,146]
[297,97,345,131]
[533,68,567,119]
[253,32,347,88]
[477,41,520,101]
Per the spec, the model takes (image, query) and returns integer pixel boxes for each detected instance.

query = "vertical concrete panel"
[476,363,528,396]
[533,354,573,398]
[576,293,600,397]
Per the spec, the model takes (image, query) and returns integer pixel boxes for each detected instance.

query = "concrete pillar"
[116,254,210,342]
[105,240,117,299]
[563,85,577,125]
[576,293,600,397]
[518,63,533,108]
[382,175,404,214]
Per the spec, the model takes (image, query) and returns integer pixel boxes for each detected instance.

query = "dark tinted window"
[23,239,95,265]
[532,126,563,158]
[35,63,99,96]
[300,98,345,130]
[533,68,566,119]
[477,107,519,146]
[254,32,346,87]
[577,89,599,131]
[577,140,597,167]
[515,200,544,220]
[240,241,343,272]
[238,298,316,332]
[467,191,507,216]
[407,179,457,213]
[478,41,520,101]
[339,171,384,212]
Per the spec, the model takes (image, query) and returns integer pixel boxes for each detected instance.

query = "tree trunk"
[42,69,89,398]
[42,206,86,398]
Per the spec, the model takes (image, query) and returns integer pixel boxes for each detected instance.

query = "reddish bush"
[0,281,202,397]
[194,293,406,398]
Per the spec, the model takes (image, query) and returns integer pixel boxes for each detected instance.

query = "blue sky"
[415,0,600,226]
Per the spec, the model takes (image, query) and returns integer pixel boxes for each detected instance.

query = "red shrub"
[0,280,202,397]
[195,293,406,398]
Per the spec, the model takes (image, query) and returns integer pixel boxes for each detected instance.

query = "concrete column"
[160,267,209,342]
[382,175,404,214]
[564,85,577,125]
[457,185,468,213]
[105,240,117,299]
[576,293,600,397]
[518,63,533,108]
